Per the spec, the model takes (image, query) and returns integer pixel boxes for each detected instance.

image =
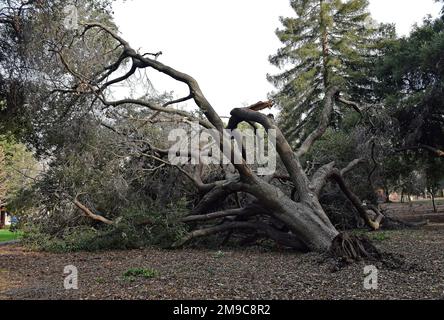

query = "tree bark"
[73,199,113,225]
[329,171,383,230]
[431,192,437,213]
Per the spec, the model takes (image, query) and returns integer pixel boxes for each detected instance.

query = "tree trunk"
[247,178,339,252]
[274,199,339,252]
[431,192,437,213]
[0,211,5,229]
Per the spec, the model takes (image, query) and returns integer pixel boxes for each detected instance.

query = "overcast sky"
[112,0,442,116]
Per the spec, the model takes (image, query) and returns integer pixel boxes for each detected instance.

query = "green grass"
[368,231,390,242]
[123,268,159,281]
[0,229,23,243]
[213,250,225,258]
[351,229,391,242]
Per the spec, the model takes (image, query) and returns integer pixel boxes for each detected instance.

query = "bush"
[22,199,189,252]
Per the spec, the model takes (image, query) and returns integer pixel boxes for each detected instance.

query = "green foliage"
[374,14,444,195]
[369,231,390,242]
[304,128,355,166]
[21,199,189,252]
[376,15,444,153]
[214,250,226,259]
[123,268,159,280]
[0,0,119,149]
[269,0,395,144]
[0,135,39,208]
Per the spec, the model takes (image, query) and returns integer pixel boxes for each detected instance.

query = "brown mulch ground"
[1,225,444,300]
[382,201,444,223]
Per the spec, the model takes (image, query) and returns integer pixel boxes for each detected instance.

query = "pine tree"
[268,0,395,144]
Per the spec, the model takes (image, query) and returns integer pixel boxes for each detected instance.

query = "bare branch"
[98,96,213,129]
[149,94,193,122]
[330,170,383,231]
[337,96,376,128]
[396,144,444,158]
[82,22,130,49]
[181,208,254,223]
[310,161,336,195]
[172,221,307,250]
[72,197,113,225]
[310,158,366,196]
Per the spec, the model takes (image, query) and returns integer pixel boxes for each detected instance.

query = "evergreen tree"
[268,0,395,144]
[377,14,444,157]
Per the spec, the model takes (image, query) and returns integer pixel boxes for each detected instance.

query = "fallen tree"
[54,22,392,259]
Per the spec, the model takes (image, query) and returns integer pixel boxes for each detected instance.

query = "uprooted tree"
[50,22,394,258]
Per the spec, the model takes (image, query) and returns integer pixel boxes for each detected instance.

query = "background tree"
[377,13,444,158]
[424,158,444,213]
[268,0,395,144]
[374,6,444,212]
[0,135,38,208]
[0,0,117,148]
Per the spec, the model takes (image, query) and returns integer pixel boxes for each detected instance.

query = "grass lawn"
[0,229,23,243]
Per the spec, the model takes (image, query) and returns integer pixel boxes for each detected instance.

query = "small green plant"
[207,266,216,276]
[370,232,390,242]
[95,277,105,284]
[214,250,225,258]
[123,268,159,281]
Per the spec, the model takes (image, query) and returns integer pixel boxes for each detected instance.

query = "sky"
[112,0,442,117]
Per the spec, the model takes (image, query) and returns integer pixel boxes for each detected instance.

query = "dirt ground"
[381,200,444,223]
[1,203,444,300]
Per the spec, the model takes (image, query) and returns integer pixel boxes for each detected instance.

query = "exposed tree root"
[329,233,381,262]
[325,233,414,272]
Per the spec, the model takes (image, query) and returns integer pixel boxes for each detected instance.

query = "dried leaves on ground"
[1,226,444,300]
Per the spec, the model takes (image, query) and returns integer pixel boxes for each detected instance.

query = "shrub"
[22,199,189,252]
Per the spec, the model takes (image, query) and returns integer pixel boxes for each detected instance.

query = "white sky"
[112,0,442,116]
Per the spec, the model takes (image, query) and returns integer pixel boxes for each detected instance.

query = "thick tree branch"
[228,107,313,200]
[310,158,366,195]
[330,170,383,230]
[72,198,113,225]
[82,22,255,178]
[172,221,307,250]
[310,161,336,195]
[296,86,339,158]
[181,205,265,223]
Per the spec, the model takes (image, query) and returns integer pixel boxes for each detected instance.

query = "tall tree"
[268,0,395,144]
[0,136,38,207]
[0,0,117,148]
[377,14,444,158]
